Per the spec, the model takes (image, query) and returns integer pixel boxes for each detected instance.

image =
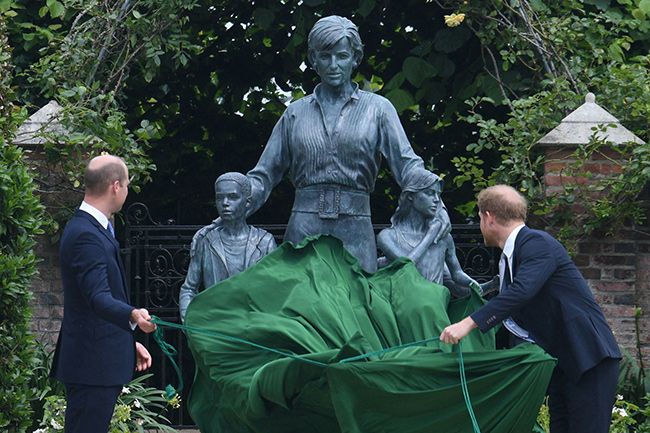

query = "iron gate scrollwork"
[121,202,498,428]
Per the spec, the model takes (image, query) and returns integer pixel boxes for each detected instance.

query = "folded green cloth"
[185,235,556,433]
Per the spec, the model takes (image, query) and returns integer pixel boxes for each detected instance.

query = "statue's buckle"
[318,187,340,219]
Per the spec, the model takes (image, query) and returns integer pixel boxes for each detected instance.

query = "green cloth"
[185,235,556,433]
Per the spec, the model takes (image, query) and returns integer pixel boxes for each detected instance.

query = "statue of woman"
[377,171,478,297]
[246,16,449,272]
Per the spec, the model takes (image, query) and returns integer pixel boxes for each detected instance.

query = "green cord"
[151,320,184,399]
[150,316,481,432]
[458,341,482,433]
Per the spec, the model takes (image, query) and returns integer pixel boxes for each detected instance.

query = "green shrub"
[0,14,47,433]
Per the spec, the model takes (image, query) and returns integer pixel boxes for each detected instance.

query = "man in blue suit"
[51,154,157,433]
[440,184,620,433]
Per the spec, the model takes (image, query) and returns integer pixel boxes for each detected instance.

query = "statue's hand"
[432,216,451,244]
[469,279,482,295]
[479,275,500,297]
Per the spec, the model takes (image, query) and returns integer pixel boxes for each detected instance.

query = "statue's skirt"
[185,235,556,433]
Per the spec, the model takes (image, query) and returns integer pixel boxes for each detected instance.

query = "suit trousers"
[64,383,122,433]
[547,357,619,433]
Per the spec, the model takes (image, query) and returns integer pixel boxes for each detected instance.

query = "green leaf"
[253,8,274,30]
[402,57,437,87]
[358,0,375,18]
[429,54,456,78]
[132,9,142,19]
[385,88,415,113]
[384,72,405,91]
[632,8,646,19]
[0,0,12,12]
[46,0,65,18]
[433,27,471,53]
[607,42,624,62]
[583,0,611,9]
[640,0,650,15]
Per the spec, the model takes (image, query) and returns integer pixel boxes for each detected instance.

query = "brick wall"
[21,144,78,349]
[31,235,63,348]
[542,144,650,361]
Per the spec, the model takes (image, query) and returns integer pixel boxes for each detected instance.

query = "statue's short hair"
[308,15,364,67]
[214,172,251,199]
[477,185,528,223]
[84,156,127,195]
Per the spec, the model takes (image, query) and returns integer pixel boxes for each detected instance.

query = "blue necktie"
[107,221,115,238]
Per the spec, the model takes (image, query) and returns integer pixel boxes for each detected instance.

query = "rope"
[150,316,481,432]
[457,341,481,433]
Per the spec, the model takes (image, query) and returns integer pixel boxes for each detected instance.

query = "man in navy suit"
[51,154,157,433]
[440,184,620,433]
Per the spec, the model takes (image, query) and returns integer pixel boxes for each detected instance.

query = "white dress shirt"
[500,224,535,343]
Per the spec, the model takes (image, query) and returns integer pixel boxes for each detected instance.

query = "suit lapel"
[511,226,531,276]
[76,209,129,299]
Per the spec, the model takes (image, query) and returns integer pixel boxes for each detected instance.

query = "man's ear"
[246,197,252,209]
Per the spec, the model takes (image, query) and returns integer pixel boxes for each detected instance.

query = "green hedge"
[0,14,47,432]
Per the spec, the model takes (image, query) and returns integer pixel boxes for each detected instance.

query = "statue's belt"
[292,186,371,219]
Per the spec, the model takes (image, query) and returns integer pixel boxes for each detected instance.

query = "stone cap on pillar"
[537,92,644,147]
[14,100,66,146]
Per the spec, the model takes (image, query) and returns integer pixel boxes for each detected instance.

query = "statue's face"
[411,187,441,218]
[313,37,356,89]
[215,180,249,222]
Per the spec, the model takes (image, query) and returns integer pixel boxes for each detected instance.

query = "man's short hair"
[84,158,127,195]
[214,172,252,199]
[477,185,528,223]
[307,15,364,67]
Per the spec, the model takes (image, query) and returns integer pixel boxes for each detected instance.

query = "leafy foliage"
[447,0,649,245]
[3,0,201,224]
[0,15,47,432]
[32,374,177,433]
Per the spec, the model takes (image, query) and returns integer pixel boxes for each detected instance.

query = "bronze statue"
[377,171,478,297]
[179,172,276,322]
[246,15,449,272]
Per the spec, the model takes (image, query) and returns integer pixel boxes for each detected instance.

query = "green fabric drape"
[185,235,556,433]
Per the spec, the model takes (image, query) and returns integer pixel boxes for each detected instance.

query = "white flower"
[50,418,64,430]
[121,386,130,394]
[32,429,47,433]
[612,407,628,417]
[136,419,144,426]
[133,399,142,408]
[617,394,624,401]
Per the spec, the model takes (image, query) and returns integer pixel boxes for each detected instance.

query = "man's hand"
[130,308,156,333]
[135,342,152,372]
[440,316,478,344]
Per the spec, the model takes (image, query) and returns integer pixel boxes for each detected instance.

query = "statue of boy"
[377,170,479,298]
[179,172,277,322]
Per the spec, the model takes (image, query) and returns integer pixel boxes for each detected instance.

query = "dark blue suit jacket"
[471,226,620,380]
[51,209,135,386]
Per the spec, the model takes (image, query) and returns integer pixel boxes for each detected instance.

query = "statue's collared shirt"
[247,83,425,211]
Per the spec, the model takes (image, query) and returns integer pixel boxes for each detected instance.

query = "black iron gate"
[120,202,498,427]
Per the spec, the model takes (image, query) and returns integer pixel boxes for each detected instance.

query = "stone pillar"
[14,101,80,347]
[537,93,648,359]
